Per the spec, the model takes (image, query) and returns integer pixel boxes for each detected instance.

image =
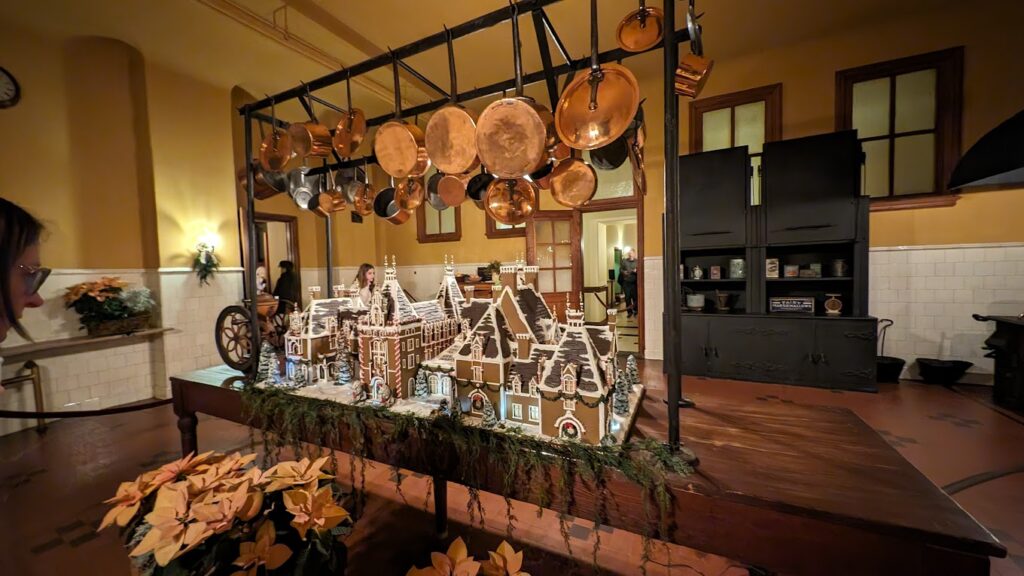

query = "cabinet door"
[680,315,710,376]
[763,131,860,244]
[678,147,749,248]
[708,317,816,384]
[815,319,877,390]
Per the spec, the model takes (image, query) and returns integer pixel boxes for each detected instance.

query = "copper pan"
[466,165,495,207]
[549,151,597,208]
[374,178,410,225]
[675,3,713,98]
[475,4,556,179]
[438,172,470,207]
[615,1,664,53]
[319,171,347,213]
[555,0,641,151]
[527,159,556,190]
[333,71,367,157]
[375,56,431,179]
[351,160,376,217]
[394,177,425,211]
[289,121,332,159]
[484,178,536,226]
[238,160,288,200]
[425,28,480,175]
[259,100,294,171]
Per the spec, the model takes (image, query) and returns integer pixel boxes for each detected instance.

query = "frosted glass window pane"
[554,221,570,243]
[554,245,571,267]
[555,269,572,292]
[852,77,890,138]
[895,68,936,133]
[425,207,440,234]
[538,270,554,292]
[862,139,890,198]
[538,245,554,268]
[734,101,766,154]
[702,108,731,151]
[750,155,762,205]
[894,134,935,195]
[440,207,456,233]
[536,222,552,244]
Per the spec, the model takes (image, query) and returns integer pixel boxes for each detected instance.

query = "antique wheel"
[215,305,255,372]
[267,309,290,349]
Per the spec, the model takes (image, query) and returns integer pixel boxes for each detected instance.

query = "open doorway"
[581,209,639,353]
[254,213,300,308]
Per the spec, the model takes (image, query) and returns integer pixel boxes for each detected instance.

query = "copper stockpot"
[475,4,556,180]
[288,121,333,159]
[425,29,480,176]
[615,1,664,53]
[374,180,410,225]
[238,160,288,200]
[375,57,431,179]
[549,151,597,208]
[333,72,367,157]
[555,0,641,151]
[394,177,425,211]
[484,178,536,226]
[674,53,714,99]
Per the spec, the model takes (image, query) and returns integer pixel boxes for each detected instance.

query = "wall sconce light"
[192,233,221,287]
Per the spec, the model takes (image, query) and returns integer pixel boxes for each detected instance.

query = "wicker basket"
[86,314,151,337]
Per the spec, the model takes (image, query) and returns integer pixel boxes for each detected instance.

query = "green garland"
[240,384,696,574]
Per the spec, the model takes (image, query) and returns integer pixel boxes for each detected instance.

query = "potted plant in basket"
[63,277,156,337]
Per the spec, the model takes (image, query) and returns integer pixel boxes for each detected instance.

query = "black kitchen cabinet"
[678,146,749,249]
[710,317,816,383]
[680,315,710,376]
[815,319,878,390]
[763,131,860,244]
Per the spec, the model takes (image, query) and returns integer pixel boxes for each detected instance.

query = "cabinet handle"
[700,345,708,357]
[689,230,731,236]
[713,347,719,358]
[819,353,828,365]
[782,224,834,231]
[808,352,818,364]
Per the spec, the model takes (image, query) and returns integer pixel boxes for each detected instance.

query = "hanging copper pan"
[476,4,556,179]
[556,0,641,151]
[333,72,367,157]
[238,160,288,200]
[351,160,376,217]
[615,0,664,53]
[319,171,347,213]
[259,100,293,171]
[426,172,450,211]
[438,172,470,207]
[466,166,495,207]
[675,2,713,98]
[551,141,571,162]
[394,177,425,211]
[289,121,332,158]
[374,178,410,225]
[375,56,431,179]
[527,158,556,190]
[484,178,536,226]
[549,150,597,208]
[425,28,480,175]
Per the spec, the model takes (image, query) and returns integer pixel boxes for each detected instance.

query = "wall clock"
[0,67,21,109]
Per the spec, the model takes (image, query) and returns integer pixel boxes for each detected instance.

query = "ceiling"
[2,0,954,123]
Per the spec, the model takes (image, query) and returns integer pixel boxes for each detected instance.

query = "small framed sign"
[709,265,721,279]
[769,296,815,315]
[765,258,779,278]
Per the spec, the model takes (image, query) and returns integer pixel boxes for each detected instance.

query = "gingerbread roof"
[586,326,615,360]
[514,286,552,342]
[379,277,418,324]
[511,345,556,387]
[411,299,446,323]
[461,300,491,330]
[456,306,510,361]
[538,324,606,396]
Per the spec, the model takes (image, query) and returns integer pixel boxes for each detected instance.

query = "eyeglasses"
[17,264,51,296]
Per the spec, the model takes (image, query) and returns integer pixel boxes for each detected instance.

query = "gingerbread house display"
[284,286,365,385]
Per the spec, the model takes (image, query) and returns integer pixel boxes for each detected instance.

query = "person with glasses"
[0,198,48,347]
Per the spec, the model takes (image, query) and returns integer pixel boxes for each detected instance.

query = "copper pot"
[475,4,556,179]
[555,0,641,151]
[615,1,664,53]
[350,160,376,217]
[319,171,347,213]
[484,178,536,226]
[333,72,367,157]
[394,177,425,211]
[674,53,714,99]
[589,136,629,170]
[259,129,293,172]
[374,180,410,225]
[466,166,495,206]
[375,57,431,179]
[238,160,288,200]
[288,121,333,159]
[425,29,480,175]
[549,152,597,208]
[437,172,469,207]
[527,159,556,190]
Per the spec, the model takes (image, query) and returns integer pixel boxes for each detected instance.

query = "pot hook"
[586,0,605,111]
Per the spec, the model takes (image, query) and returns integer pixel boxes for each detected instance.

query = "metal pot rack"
[239,0,696,450]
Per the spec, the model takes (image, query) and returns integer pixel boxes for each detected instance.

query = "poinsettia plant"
[98,451,351,576]
[63,276,155,330]
[408,538,530,576]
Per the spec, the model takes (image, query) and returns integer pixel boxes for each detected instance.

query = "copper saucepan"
[615,0,664,53]
[475,4,556,179]
[351,159,376,217]
[259,100,294,171]
[466,166,495,208]
[374,178,410,225]
[238,160,288,200]
[485,178,536,226]
[425,171,449,210]
[289,121,332,159]
[675,2,713,98]
[394,177,425,211]
[318,170,347,213]
[425,28,480,176]
[333,71,367,157]
[438,172,471,207]
[555,0,641,150]
[549,150,597,208]
[375,56,431,179]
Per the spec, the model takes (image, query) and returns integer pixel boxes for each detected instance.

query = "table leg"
[433,474,448,539]
[177,412,198,456]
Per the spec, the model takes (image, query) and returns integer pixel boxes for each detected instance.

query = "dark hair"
[0,198,45,339]
[355,263,375,290]
[278,260,294,273]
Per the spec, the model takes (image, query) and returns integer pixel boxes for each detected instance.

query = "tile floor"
[1,361,1022,575]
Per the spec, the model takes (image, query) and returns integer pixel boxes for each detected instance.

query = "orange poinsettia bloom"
[232,521,292,576]
[481,541,529,576]
[407,537,481,576]
[281,485,349,539]
[147,451,218,491]
[99,479,148,531]
[130,482,214,566]
[263,456,333,492]
[188,482,248,534]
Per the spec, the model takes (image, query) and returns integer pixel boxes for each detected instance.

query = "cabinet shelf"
[766,277,853,282]
[681,279,747,284]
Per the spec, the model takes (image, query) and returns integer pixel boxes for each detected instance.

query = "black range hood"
[949,108,1024,190]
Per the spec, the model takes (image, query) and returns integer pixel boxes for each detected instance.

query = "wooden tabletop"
[171,366,1005,575]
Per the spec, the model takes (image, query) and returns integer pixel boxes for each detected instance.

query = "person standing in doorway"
[619,249,639,318]
[272,260,301,312]
[354,263,375,307]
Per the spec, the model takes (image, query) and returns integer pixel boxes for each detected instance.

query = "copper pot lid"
[259,130,293,172]
[485,178,536,226]
[375,120,430,179]
[476,97,550,180]
[549,156,597,208]
[394,177,425,211]
[615,3,664,53]
[426,106,480,175]
[438,172,470,207]
[288,121,333,158]
[674,53,714,99]
[333,108,367,157]
[555,63,640,151]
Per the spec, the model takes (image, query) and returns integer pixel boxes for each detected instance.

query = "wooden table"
[171,366,1005,575]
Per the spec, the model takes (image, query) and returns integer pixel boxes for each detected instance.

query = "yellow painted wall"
[0,27,148,269]
[639,0,1024,255]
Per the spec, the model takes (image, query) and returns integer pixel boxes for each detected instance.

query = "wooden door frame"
[239,211,301,299]
[526,210,583,315]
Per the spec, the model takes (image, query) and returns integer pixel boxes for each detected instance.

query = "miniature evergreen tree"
[626,354,639,388]
[293,364,307,388]
[335,358,353,386]
[414,370,429,397]
[255,341,276,384]
[613,371,630,417]
[480,398,498,429]
[601,433,618,447]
